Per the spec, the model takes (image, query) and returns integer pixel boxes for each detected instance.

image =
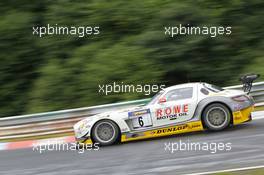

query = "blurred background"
[0,0,263,117]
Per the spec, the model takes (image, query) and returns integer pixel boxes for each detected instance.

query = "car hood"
[107,105,147,115]
[89,104,148,120]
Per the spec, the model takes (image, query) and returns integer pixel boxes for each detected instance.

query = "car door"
[151,85,198,127]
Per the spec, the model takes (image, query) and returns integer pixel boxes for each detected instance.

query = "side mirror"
[158,98,166,104]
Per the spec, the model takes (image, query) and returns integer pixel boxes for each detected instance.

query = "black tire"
[92,120,120,146]
[202,103,231,131]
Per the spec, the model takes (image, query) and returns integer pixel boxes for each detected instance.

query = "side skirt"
[121,121,204,142]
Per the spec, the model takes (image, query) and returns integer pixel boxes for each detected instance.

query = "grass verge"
[213,167,264,175]
[254,106,264,111]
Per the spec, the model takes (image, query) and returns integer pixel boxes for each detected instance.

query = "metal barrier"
[0,99,149,140]
[1,82,264,141]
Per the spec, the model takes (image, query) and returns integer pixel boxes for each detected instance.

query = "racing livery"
[74,75,259,146]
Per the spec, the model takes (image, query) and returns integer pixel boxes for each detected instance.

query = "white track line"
[253,115,264,120]
[252,111,264,120]
[183,165,264,175]
[181,111,264,175]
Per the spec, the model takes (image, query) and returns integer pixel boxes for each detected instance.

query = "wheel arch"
[201,101,233,128]
[194,97,234,128]
[90,118,121,143]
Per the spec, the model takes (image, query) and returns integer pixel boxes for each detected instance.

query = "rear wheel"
[92,120,120,146]
[202,103,231,131]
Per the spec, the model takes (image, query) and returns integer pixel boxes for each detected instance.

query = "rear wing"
[239,74,260,94]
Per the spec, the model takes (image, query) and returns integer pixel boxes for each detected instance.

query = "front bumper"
[233,105,254,125]
[76,136,93,145]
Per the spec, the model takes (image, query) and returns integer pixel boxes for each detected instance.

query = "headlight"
[79,120,88,130]
[74,118,92,138]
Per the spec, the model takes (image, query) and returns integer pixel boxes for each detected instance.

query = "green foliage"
[0,0,263,116]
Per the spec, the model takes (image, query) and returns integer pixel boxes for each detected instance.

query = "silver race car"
[74,74,259,146]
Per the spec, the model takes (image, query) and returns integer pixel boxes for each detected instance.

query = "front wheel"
[202,103,231,131]
[92,120,120,146]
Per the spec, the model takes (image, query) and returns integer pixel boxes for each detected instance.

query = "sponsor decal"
[233,111,242,121]
[152,124,188,134]
[125,132,145,139]
[156,104,189,120]
[233,104,243,111]
[128,109,150,117]
[187,123,202,129]
[151,122,202,135]
[121,121,204,142]
[234,116,242,120]
[233,106,253,125]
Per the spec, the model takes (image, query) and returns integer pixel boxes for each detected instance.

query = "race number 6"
[138,116,144,127]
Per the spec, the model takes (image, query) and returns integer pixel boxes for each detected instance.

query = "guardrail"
[0,99,150,140]
[1,82,264,141]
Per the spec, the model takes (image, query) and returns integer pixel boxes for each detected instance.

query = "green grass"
[255,106,264,111]
[213,168,264,175]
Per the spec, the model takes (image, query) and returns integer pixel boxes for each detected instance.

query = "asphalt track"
[1,111,264,175]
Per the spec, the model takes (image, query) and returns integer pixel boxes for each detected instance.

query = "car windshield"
[203,83,224,93]
[147,90,164,105]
